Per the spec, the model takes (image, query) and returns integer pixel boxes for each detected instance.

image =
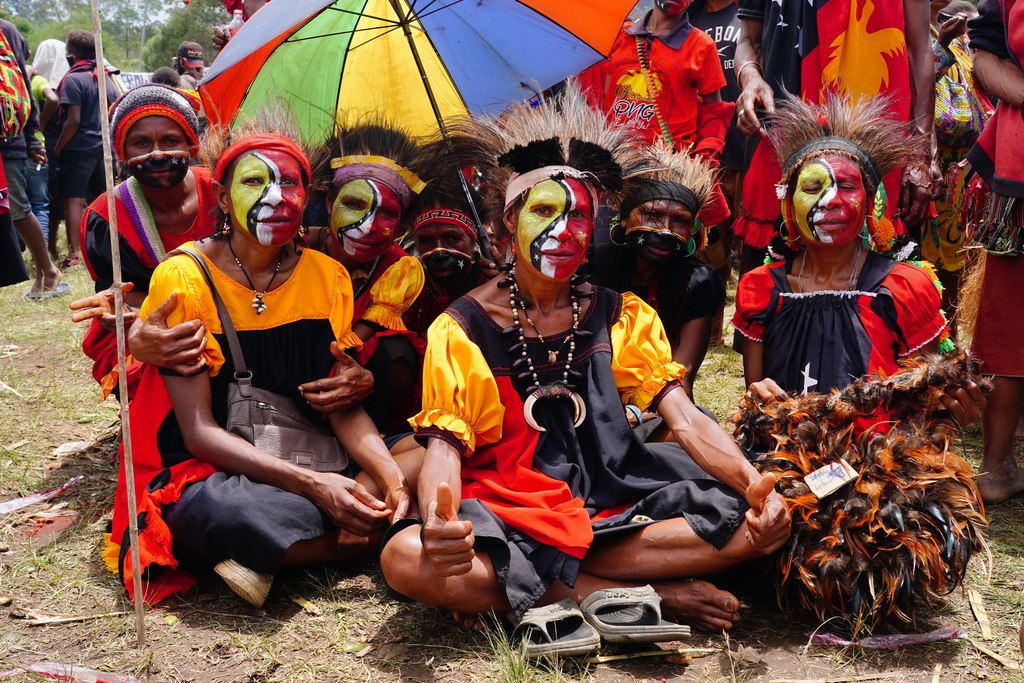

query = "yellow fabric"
[610,292,687,410]
[140,243,361,376]
[409,312,505,455]
[340,0,466,138]
[412,292,685,450]
[362,254,425,331]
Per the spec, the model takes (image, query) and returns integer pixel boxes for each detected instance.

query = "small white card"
[804,459,858,499]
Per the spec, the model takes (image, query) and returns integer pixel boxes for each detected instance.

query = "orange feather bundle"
[732,351,990,633]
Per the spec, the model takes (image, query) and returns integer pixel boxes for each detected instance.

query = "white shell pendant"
[252,294,267,315]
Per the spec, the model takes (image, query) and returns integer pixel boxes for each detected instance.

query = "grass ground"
[1,259,1023,682]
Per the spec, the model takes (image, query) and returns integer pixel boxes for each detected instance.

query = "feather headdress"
[434,82,647,221]
[767,93,924,193]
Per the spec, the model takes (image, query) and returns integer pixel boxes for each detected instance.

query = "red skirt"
[973,253,1024,377]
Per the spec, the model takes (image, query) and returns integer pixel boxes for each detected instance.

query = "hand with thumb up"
[743,472,791,555]
[422,482,475,577]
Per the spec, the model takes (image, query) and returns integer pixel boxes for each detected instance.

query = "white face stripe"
[251,151,284,246]
[537,179,576,278]
[341,179,381,255]
[809,157,838,243]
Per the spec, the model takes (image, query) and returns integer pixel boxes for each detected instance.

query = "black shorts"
[56,152,105,199]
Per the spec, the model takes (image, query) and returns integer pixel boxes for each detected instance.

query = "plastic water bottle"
[227,9,244,37]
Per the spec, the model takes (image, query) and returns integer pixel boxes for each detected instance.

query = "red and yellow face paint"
[329,178,403,262]
[789,154,867,247]
[228,150,306,246]
[514,177,593,280]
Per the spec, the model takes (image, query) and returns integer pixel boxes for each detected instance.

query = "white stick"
[89,0,146,647]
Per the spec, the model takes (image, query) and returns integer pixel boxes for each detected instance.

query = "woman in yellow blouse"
[315,122,428,433]
[380,87,791,638]
[108,113,411,608]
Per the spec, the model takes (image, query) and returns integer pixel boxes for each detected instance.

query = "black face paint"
[421,248,475,286]
[127,151,190,188]
[629,229,685,265]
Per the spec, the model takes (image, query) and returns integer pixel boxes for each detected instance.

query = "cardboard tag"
[804,459,858,498]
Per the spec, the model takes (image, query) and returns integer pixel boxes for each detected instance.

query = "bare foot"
[41,267,62,292]
[977,461,1024,505]
[652,579,741,632]
[451,611,485,631]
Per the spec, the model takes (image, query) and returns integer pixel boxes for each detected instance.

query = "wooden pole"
[89,0,146,648]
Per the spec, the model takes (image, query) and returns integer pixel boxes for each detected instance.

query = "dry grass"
[0,260,1023,682]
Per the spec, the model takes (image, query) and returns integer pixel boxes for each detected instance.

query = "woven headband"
[413,208,477,241]
[330,155,425,209]
[781,136,881,192]
[214,134,311,185]
[110,84,201,160]
[619,180,700,220]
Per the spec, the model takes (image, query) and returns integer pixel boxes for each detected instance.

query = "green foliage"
[141,0,224,71]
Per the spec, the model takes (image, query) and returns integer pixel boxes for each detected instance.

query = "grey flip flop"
[580,585,691,643]
[513,599,601,659]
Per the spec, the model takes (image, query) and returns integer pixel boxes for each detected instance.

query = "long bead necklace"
[227,236,285,315]
[503,265,587,431]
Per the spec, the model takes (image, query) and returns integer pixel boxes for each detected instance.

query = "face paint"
[514,177,593,280]
[415,223,477,286]
[622,199,694,264]
[790,154,867,246]
[228,150,306,246]
[126,150,190,188]
[329,179,402,261]
[655,0,693,16]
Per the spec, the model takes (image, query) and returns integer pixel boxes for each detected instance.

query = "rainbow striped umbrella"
[199,0,636,141]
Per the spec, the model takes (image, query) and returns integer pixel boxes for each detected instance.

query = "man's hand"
[313,472,391,536]
[939,381,986,427]
[898,165,936,228]
[743,473,791,554]
[937,13,968,47]
[422,482,475,576]
[29,147,46,166]
[745,377,788,403]
[70,283,137,332]
[127,293,208,375]
[736,71,774,136]
[299,342,374,413]
[212,26,231,51]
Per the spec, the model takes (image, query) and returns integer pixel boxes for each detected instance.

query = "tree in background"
[142,0,223,72]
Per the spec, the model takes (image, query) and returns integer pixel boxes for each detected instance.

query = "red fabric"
[460,376,593,559]
[581,26,726,149]
[110,365,218,604]
[973,253,1024,376]
[80,168,216,397]
[0,159,8,215]
[213,134,310,184]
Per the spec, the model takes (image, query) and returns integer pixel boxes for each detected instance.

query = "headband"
[619,180,701,221]
[503,166,600,215]
[780,136,882,193]
[214,134,311,186]
[413,208,477,241]
[110,84,201,160]
[330,155,426,209]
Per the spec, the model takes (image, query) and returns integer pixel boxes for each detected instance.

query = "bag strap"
[169,248,250,381]
[634,35,675,148]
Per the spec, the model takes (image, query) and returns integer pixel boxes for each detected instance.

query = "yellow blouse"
[361,254,425,331]
[410,291,686,454]
[141,242,363,377]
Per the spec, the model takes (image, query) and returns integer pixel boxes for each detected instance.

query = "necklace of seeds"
[227,236,285,315]
[507,270,580,382]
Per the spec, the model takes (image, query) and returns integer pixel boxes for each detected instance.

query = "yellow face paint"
[791,155,866,246]
[229,153,273,238]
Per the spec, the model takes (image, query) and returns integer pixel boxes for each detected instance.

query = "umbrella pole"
[389,1,493,258]
[90,0,147,648]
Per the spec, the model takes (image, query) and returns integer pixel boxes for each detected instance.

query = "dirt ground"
[1,267,1023,683]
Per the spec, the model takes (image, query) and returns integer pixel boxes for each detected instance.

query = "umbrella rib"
[405,0,465,22]
[323,6,398,25]
[286,23,404,46]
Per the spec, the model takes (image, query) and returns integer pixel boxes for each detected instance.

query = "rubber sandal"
[513,599,601,659]
[214,559,273,608]
[580,585,691,643]
[38,282,71,299]
[58,255,81,270]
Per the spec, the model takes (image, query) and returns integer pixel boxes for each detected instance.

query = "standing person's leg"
[2,158,63,295]
[972,253,1024,504]
[46,147,62,259]
[57,153,96,267]
[25,159,49,255]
